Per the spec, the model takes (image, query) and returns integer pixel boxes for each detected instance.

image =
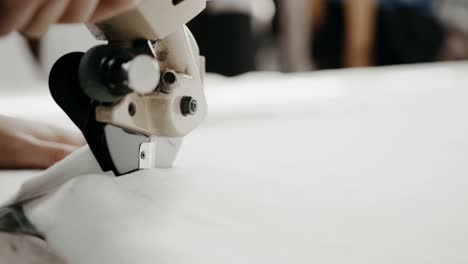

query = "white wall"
[0,33,44,88]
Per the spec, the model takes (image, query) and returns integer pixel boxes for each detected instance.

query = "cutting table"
[0,62,467,263]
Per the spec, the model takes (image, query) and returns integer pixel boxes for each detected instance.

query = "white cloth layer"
[1,147,102,207]
[1,63,468,263]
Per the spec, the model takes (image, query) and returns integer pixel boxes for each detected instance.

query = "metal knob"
[124,55,160,95]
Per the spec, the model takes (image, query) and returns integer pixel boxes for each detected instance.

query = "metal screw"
[140,151,146,160]
[128,102,136,116]
[180,96,198,116]
[190,99,198,113]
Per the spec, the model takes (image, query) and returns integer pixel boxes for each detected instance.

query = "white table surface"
[1,63,468,263]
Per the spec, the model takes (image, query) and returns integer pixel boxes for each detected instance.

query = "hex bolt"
[180,96,198,116]
[190,99,198,113]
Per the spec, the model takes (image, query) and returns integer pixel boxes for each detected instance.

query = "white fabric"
[1,63,468,263]
[0,33,44,85]
[1,147,102,207]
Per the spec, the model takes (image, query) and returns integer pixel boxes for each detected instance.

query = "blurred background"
[1,0,468,84]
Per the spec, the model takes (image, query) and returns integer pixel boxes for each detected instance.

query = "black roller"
[79,45,135,104]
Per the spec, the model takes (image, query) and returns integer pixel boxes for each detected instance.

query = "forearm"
[344,0,377,67]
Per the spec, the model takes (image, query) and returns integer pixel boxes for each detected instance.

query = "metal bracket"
[139,137,183,169]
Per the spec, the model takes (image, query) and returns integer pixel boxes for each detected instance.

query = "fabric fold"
[1,146,103,208]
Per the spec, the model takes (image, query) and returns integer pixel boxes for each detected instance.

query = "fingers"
[21,0,71,38]
[90,0,140,23]
[51,131,86,147]
[28,139,78,169]
[58,0,100,23]
[1,0,139,38]
[17,120,86,148]
[0,115,84,170]
[58,0,139,23]
[0,1,44,37]
[0,136,77,170]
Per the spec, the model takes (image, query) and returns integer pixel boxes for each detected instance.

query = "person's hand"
[0,232,64,264]
[0,115,85,170]
[0,0,140,38]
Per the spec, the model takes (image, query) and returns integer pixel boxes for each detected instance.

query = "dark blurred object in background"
[312,0,444,69]
[189,5,256,77]
[22,0,468,77]
[189,0,277,76]
[436,0,468,60]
